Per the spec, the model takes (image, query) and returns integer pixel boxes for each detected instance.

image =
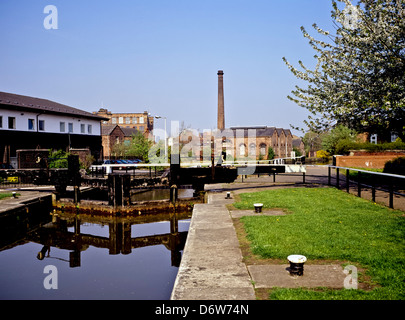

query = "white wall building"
[0,91,107,165]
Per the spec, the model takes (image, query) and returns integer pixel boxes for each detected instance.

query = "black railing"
[327,166,405,209]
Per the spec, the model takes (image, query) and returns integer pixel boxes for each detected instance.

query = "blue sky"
[0,0,337,136]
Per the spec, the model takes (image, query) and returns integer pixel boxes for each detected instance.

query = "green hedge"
[336,140,405,155]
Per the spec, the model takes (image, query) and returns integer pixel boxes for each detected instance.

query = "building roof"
[0,91,107,121]
[229,126,277,137]
[101,124,123,136]
[121,127,139,137]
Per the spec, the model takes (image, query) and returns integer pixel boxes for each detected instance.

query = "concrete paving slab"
[248,264,346,289]
[170,287,256,301]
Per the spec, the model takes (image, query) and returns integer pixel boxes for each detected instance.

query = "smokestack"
[217,70,225,130]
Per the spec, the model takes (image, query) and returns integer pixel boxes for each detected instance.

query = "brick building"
[227,126,294,160]
[101,125,142,158]
[93,108,154,134]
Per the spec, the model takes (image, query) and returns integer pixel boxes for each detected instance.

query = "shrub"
[316,150,330,159]
[335,141,405,154]
[48,150,69,168]
[383,157,405,176]
[335,138,357,155]
[267,147,275,160]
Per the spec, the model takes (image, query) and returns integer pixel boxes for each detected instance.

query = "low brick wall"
[336,151,405,169]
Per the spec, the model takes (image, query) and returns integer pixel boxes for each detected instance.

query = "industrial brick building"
[214,70,298,160]
[93,108,154,134]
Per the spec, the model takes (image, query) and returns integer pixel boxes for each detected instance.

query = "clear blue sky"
[0,0,337,137]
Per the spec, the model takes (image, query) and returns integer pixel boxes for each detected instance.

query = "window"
[39,120,45,131]
[28,119,35,130]
[88,125,92,134]
[260,144,267,156]
[126,117,131,124]
[81,124,85,133]
[111,117,117,124]
[60,122,65,132]
[8,117,16,129]
[133,117,137,124]
[139,126,144,132]
[239,144,246,156]
[119,117,124,124]
[139,117,144,124]
[0,116,2,128]
[68,123,73,133]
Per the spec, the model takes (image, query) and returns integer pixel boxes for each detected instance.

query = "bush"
[335,138,357,155]
[335,141,405,154]
[48,150,69,168]
[383,157,405,176]
[316,150,330,159]
[267,147,275,160]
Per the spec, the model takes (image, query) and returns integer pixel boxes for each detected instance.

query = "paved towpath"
[170,191,256,300]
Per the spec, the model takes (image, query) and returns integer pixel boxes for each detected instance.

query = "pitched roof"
[101,124,123,136]
[229,126,285,138]
[0,91,107,121]
[121,127,139,137]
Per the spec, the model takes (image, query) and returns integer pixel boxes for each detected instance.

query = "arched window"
[239,144,246,156]
[260,143,266,156]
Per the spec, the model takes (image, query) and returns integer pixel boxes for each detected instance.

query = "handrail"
[328,165,405,180]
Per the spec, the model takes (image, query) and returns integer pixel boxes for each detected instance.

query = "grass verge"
[233,187,405,300]
[0,192,19,200]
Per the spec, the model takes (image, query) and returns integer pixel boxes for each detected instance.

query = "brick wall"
[336,152,405,169]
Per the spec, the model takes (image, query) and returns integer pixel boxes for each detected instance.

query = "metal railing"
[327,166,405,209]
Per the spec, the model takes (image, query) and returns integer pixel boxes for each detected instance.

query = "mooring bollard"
[226,192,231,199]
[287,255,307,276]
[254,203,263,213]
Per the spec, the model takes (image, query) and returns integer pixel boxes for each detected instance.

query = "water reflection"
[0,209,190,300]
[33,212,187,267]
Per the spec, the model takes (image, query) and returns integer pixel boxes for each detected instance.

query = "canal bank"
[0,189,54,249]
[0,190,53,215]
[170,191,256,300]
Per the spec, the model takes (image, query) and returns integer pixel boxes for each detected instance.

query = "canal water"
[0,190,193,300]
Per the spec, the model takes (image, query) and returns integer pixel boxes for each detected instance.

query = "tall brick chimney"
[217,70,225,130]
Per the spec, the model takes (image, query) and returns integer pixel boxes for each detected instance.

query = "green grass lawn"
[0,192,19,200]
[233,187,405,300]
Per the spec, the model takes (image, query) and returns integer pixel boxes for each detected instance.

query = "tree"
[111,132,152,162]
[267,146,275,160]
[283,0,405,140]
[48,149,69,168]
[302,130,324,155]
[321,124,357,154]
